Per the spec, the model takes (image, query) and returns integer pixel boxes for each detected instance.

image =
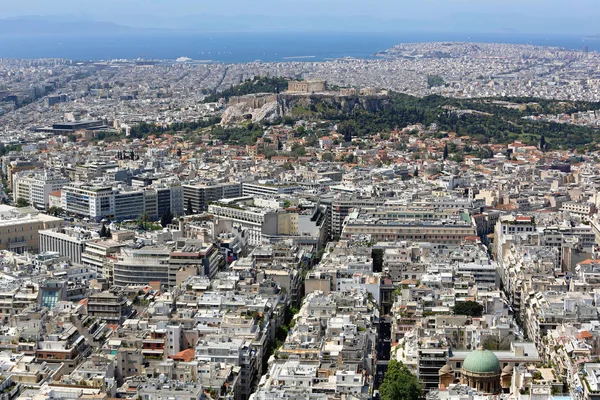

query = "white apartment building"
[61,184,114,220]
[209,203,278,246]
[561,201,595,216]
[13,170,69,209]
[81,239,126,279]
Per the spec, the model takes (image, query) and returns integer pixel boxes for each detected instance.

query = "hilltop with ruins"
[221,79,389,124]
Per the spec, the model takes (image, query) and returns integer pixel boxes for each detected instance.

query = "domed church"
[439,347,508,394]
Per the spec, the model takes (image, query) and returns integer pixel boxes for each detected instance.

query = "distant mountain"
[113,12,600,35]
[0,16,134,36]
[2,13,599,36]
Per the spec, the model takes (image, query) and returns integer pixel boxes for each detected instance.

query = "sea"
[0,31,598,62]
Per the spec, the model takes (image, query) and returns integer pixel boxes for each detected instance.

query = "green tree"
[202,76,288,102]
[427,75,445,88]
[68,134,77,142]
[47,206,64,217]
[443,144,448,160]
[16,198,29,208]
[453,300,484,317]
[160,210,174,227]
[291,143,306,157]
[379,360,422,400]
[539,135,546,152]
[338,121,356,142]
[305,136,319,147]
[137,213,151,230]
[176,148,182,157]
[99,224,112,238]
[451,154,464,163]
[322,152,334,162]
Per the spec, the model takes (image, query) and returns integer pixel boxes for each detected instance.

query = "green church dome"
[462,348,501,374]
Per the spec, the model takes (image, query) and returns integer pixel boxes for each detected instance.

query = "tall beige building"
[277,212,299,236]
[0,205,62,253]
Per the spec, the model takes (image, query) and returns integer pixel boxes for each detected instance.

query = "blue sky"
[3,0,596,18]
[3,0,599,33]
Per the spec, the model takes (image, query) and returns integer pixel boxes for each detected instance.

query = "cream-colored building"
[277,212,299,235]
[0,205,62,253]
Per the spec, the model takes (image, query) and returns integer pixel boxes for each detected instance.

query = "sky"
[1,0,596,17]
[2,0,599,34]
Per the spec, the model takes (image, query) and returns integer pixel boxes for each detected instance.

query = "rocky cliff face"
[221,93,392,125]
[278,93,392,115]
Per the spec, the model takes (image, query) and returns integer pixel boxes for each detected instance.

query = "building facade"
[13,170,69,210]
[183,182,242,213]
[0,205,62,253]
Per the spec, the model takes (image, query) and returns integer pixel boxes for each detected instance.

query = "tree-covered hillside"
[204,76,289,102]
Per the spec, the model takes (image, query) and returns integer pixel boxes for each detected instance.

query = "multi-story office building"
[13,170,69,210]
[114,189,145,221]
[417,347,451,394]
[113,246,172,288]
[144,185,184,220]
[169,240,222,285]
[494,215,536,261]
[61,183,183,222]
[196,336,257,400]
[113,240,222,288]
[61,184,114,220]
[81,239,127,279]
[87,289,133,325]
[65,161,119,182]
[330,197,386,239]
[341,214,477,245]
[39,227,91,264]
[183,182,242,213]
[208,203,278,246]
[241,182,301,198]
[0,205,62,253]
[561,201,595,216]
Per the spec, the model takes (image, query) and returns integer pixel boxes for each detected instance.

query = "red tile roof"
[170,348,195,362]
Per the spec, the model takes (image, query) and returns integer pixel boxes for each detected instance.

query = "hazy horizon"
[1,0,599,35]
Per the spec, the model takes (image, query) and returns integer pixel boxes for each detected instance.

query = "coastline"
[0,31,595,62]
